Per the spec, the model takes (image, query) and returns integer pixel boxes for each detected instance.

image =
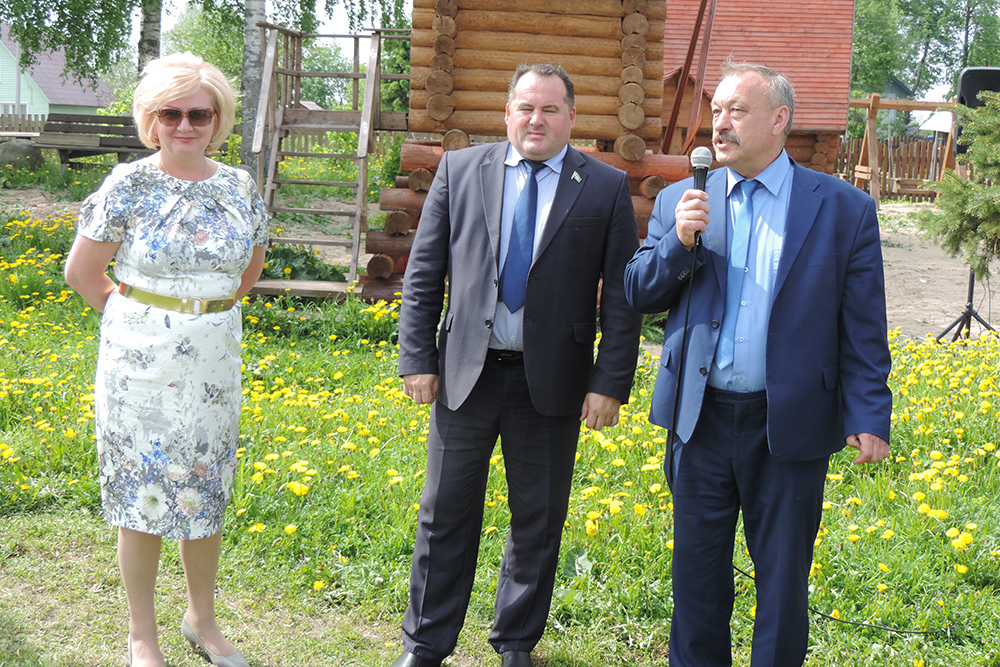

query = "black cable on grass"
[732,564,954,636]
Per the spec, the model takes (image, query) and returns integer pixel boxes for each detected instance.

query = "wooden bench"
[890,177,935,201]
[33,113,154,168]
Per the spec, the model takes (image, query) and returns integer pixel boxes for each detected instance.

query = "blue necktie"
[500,160,544,313]
[716,179,758,370]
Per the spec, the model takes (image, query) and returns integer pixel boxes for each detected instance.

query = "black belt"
[487,349,524,364]
[705,386,766,402]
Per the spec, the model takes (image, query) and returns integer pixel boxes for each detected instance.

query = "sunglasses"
[154,107,217,127]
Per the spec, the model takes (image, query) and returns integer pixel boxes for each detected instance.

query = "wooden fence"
[0,113,46,134]
[836,136,948,202]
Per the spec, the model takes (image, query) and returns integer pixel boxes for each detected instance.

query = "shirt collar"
[725,149,792,197]
[505,143,568,175]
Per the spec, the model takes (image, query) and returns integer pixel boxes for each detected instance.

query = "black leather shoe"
[500,651,533,667]
[390,651,442,667]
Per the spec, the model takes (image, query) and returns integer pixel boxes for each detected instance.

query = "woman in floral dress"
[64,52,267,667]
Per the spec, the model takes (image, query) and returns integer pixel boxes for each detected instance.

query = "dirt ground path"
[2,190,996,341]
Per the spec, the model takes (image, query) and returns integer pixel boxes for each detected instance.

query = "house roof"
[1,23,112,107]
[663,0,855,132]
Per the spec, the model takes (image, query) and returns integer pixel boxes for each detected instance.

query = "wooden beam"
[848,97,955,112]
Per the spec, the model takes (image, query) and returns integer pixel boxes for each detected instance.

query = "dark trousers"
[669,388,829,667]
[402,354,580,660]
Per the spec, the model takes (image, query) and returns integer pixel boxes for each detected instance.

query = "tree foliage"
[851,0,905,92]
[918,91,1000,277]
[165,4,244,82]
[327,0,408,33]
[852,0,1000,99]
[0,0,135,84]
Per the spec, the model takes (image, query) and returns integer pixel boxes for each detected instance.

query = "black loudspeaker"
[955,67,1000,153]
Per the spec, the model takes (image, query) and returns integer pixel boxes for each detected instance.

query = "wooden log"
[385,210,415,235]
[413,8,665,41]
[402,142,690,183]
[430,53,454,72]
[367,231,416,256]
[433,34,455,55]
[638,174,667,199]
[619,82,645,105]
[427,94,455,121]
[411,46,661,82]
[623,0,648,13]
[620,65,644,84]
[408,109,661,140]
[414,0,665,19]
[622,13,650,36]
[412,28,629,60]
[380,187,427,212]
[633,195,653,219]
[617,102,645,130]
[367,254,396,280]
[434,0,458,17]
[411,89,662,118]
[442,129,470,151]
[784,134,826,148]
[407,167,435,192]
[580,149,690,182]
[394,175,409,189]
[425,70,454,96]
[411,66,663,99]
[614,133,647,161]
[359,278,405,303]
[433,15,457,38]
[621,34,647,51]
[785,146,815,163]
[622,47,646,69]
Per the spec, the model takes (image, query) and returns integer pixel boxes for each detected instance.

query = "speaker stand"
[937,268,995,342]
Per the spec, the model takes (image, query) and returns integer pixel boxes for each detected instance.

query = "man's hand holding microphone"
[676,145,714,250]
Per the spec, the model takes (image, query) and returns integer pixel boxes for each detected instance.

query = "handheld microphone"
[690,146,713,192]
[689,146,713,245]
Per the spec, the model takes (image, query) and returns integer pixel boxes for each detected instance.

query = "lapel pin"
[572,171,582,183]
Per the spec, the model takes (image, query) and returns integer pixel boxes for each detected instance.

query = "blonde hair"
[133,52,236,153]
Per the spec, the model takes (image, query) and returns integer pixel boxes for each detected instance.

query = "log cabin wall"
[363,0,681,298]
[409,0,666,155]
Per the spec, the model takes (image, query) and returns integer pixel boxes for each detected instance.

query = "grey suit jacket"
[398,141,642,416]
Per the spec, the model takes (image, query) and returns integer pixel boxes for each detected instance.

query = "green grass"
[2,207,1000,665]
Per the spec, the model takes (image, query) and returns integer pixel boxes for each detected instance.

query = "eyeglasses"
[154,107,217,127]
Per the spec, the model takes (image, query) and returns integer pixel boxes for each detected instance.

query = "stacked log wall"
[363,0,671,296]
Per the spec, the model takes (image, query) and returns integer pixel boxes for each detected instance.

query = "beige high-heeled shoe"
[180,616,250,667]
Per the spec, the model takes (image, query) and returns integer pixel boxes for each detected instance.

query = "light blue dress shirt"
[491,144,567,350]
[708,150,793,392]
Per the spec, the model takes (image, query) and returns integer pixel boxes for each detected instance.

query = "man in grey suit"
[393,64,643,667]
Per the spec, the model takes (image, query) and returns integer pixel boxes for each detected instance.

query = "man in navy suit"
[624,60,892,666]
[394,64,642,667]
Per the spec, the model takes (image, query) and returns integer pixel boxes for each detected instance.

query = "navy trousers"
[402,353,580,660]
[669,387,829,667]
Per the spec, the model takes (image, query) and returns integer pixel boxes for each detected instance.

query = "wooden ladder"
[251,25,387,296]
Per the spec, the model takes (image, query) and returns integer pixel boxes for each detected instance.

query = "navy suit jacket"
[399,141,642,417]
[625,158,892,461]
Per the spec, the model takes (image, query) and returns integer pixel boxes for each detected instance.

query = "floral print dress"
[78,157,269,539]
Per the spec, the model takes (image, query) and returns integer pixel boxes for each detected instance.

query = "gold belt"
[118,283,237,314]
